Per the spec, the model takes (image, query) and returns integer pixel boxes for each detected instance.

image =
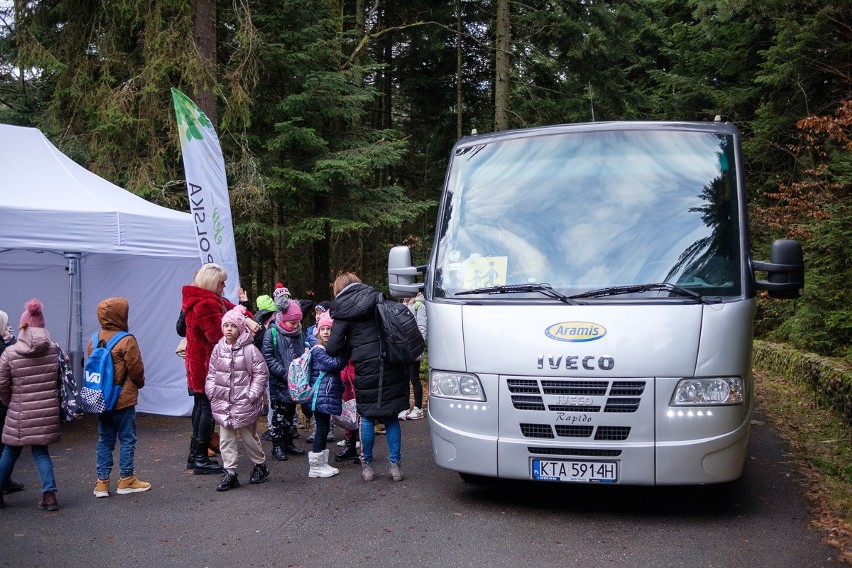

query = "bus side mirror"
[753,239,804,299]
[388,245,425,298]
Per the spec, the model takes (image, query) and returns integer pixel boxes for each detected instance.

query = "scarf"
[275,317,302,337]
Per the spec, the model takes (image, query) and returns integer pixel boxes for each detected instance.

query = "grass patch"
[755,368,852,563]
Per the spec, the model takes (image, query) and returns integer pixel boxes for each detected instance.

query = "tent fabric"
[0,124,199,416]
[1,124,196,256]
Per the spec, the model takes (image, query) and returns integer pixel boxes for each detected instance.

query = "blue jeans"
[96,406,138,479]
[359,416,401,465]
[0,445,57,493]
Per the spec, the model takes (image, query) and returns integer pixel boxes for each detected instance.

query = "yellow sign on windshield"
[464,256,508,288]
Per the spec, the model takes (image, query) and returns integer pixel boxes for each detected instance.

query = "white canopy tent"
[0,123,200,416]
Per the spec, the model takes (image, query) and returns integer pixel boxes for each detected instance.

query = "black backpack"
[375,298,425,364]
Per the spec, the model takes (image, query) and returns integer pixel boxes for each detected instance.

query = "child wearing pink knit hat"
[204,305,270,491]
[260,286,307,460]
[306,311,346,478]
[0,299,61,510]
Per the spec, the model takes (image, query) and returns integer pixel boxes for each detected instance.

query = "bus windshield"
[432,128,743,300]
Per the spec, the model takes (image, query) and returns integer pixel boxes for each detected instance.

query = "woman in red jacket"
[181,263,258,474]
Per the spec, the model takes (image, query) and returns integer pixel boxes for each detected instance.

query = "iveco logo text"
[536,354,615,371]
[545,321,606,342]
[556,395,594,406]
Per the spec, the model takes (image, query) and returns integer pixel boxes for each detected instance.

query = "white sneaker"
[407,407,424,420]
[398,408,410,420]
[336,439,346,447]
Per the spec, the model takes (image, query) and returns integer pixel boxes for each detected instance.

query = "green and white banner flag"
[171,88,240,303]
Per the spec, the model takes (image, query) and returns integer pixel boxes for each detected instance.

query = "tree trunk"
[14,0,25,94]
[382,29,393,129]
[494,0,510,131]
[273,198,284,285]
[193,0,217,125]
[312,203,331,300]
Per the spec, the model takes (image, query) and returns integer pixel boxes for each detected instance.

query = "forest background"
[0,0,849,362]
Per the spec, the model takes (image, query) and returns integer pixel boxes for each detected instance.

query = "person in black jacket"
[326,272,407,482]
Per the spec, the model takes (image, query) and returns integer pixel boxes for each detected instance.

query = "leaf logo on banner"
[171,88,213,143]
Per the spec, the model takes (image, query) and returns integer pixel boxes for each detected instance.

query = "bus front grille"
[520,423,554,438]
[507,378,647,414]
[527,447,623,457]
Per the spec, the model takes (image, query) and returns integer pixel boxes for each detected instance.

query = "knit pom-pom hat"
[222,305,248,333]
[273,283,291,311]
[20,298,45,329]
[316,312,333,330]
[278,300,303,323]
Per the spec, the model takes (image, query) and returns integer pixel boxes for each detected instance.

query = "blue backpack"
[81,331,131,414]
[287,347,324,407]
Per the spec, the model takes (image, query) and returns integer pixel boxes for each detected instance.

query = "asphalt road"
[0,405,840,567]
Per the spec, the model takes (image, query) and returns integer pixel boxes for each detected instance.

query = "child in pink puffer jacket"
[205,306,269,492]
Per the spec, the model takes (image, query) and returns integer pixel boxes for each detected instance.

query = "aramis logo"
[545,321,606,342]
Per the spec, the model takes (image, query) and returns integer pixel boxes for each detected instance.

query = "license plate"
[531,458,618,483]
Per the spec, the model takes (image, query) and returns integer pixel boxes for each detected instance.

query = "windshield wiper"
[456,283,577,304]
[568,282,720,304]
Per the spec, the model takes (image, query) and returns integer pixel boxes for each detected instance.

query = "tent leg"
[64,253,83,386]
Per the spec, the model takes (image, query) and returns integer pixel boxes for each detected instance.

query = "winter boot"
[308,451,339,478]
[93,478,110,498]
[117,475,152,494]
[216,471,239,492]
[38,491,59,511]
[282,430,306,456]
[335,437,358,462]
[271,439,288,461]
[321,449,339,475]
[186,436,198,470]
[193,454,223,474]
[249,463,270,484]
[327,425,336,442]
[193,438,224,475]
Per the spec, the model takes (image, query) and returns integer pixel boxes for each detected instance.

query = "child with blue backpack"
[306,312,347,478]
[90,297,150,498]
[261,287,307,461]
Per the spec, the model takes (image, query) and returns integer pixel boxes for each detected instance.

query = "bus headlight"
[670,377,744,406]
[430,371,486,402]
